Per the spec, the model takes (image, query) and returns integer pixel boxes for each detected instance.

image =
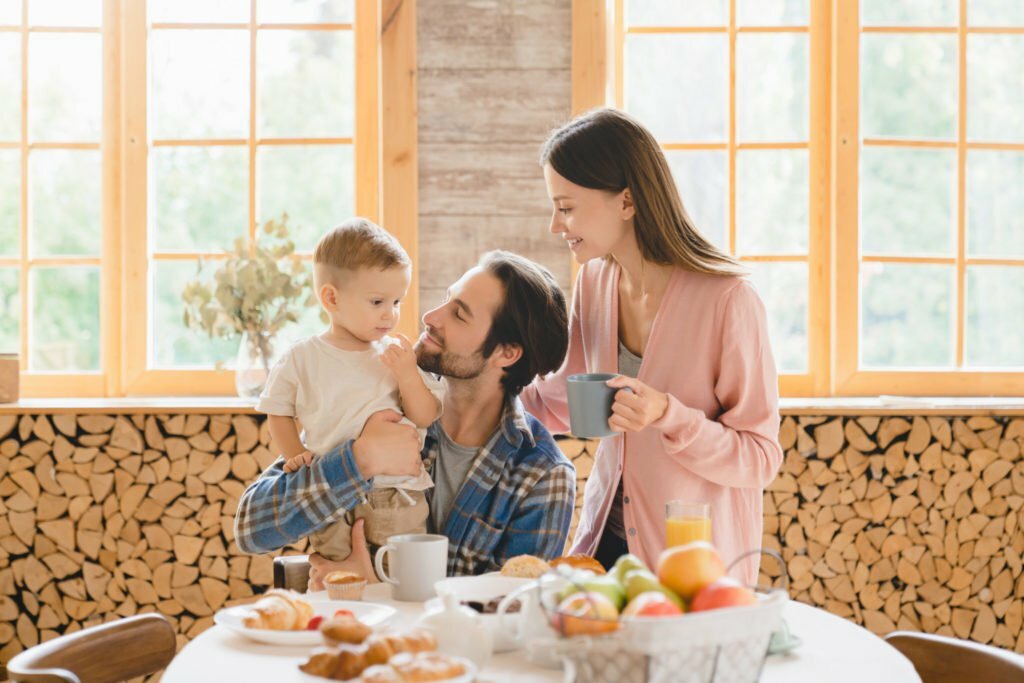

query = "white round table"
[163,584,921,682]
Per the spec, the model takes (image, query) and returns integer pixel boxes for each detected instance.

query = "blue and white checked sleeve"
[233,440,372,554]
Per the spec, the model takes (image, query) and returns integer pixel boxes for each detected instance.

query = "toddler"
[257,217,442,562]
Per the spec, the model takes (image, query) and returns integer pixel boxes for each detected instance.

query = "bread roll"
[500,554,551,578]
[550,554,606,575]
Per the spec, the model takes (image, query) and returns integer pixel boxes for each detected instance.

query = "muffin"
[324,570,368,600]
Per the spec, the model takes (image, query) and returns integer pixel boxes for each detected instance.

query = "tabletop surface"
[163,584,921,683]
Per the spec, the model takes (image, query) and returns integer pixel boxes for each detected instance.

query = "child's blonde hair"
[314,217,410,286]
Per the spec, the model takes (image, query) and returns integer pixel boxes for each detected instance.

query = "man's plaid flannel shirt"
[234,398,575,575]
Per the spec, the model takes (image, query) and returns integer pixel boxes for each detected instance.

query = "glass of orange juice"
[666,500,711,547]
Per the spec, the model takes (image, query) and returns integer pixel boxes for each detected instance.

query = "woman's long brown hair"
[541,108,746,277]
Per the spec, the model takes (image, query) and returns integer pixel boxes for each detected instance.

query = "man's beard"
[415,333,488,380]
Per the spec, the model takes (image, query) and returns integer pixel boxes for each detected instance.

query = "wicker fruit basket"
[529,550,789,683]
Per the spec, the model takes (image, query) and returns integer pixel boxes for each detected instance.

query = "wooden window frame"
[576,0,1024,397]
[3,1,109,398]
[12,0,416,398]
[833,0,1024,397]
[578,0,831,397]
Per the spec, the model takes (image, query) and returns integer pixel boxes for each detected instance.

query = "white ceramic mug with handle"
[374,533,448,602]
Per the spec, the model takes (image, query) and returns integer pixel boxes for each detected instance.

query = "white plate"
[214,598,396,646]
[298,654,478,683]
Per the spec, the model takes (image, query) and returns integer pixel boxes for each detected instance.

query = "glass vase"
[235,330,278,399]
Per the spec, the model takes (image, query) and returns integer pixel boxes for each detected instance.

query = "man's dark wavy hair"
[478,251,569,396]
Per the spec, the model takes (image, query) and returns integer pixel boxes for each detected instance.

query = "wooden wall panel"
[418,0,570,70]
[417,0,573,319]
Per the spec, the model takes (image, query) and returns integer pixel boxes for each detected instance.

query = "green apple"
[583,574,627,611]
[556,568,597,602]
[623,568,684,609]
[557,571,626,611]
[612,554,648,586]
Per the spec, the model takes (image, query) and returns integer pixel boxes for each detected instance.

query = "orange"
[655,541,725,600]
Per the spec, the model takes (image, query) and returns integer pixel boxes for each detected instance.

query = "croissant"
[241,589,314,630]
[358,653,466,682]
[320,614,373,645]
[387,652,467,681]
[298,630,438,681]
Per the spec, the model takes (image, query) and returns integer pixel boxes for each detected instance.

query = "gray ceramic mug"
[567,372,620,438]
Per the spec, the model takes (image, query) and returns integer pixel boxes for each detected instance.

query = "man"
[234,251,576,582]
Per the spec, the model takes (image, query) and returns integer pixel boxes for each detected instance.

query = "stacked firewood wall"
[0,413,306,663]
[0,412,1021,665]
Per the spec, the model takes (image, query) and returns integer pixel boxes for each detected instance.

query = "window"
[835,0,1024,394]
[0,1,105,396]
[123,0,374,395]
[1,0,412,397]
[581,0,1023,396]
[603,0,828,396]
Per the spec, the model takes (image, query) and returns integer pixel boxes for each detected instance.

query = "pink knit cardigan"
[520,258,783,584]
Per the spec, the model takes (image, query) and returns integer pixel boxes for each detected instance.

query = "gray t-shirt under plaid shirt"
[429,426,488,535]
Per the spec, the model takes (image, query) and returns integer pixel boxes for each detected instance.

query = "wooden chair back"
[6,614,177,683]
[885,630,1024,683]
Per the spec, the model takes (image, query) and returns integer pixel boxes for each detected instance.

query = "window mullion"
[121,0,149,393]
[955,0,967,368]
[101,0,122,395]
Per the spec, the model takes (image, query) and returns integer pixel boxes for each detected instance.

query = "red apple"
[553,591,620,637]
[690,577,757,612]
[621,591,684,618]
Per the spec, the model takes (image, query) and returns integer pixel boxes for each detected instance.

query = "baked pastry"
[364,630,437,666]
[324,570,368,600]
[241,589,314,630]
[325,570,365,584]
[500,554,551,578]
[320,614,372,646]
[354,653,467,682]
[359,665,403,682]
[298,630,439,680]
[389,652,466,681]
[299,647,343,679]
[550,554,606,575]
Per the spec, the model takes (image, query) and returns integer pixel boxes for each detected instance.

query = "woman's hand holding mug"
[606,375,668,433]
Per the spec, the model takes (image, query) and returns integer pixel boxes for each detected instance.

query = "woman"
[520,109,783,585]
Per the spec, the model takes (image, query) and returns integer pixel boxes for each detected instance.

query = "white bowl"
[432,574,532,653]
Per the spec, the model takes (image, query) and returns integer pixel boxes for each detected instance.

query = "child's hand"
[283,450,314,473]
[380,334,419,380]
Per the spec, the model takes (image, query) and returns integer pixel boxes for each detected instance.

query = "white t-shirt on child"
[256,335,443,490]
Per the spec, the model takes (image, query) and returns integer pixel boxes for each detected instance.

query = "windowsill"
[779,396,1024,416]
[0,396,260,414]
[1,395,1023,415]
